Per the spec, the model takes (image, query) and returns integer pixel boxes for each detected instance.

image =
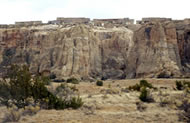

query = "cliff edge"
[0,19,190,79]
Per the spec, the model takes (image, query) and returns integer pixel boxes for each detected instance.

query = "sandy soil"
[0,79,189,123]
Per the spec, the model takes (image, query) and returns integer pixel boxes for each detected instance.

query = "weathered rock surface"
[126,22,182,78]
[0,21,190,79]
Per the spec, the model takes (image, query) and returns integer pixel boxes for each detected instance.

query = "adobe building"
[137,18,172,24]
[48,17,90,25]
[0,25,8,28]
[93,18,134,27]
[15,21,42,26]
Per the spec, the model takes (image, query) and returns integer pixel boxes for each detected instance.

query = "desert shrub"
[178,99,190,122]
[51,83,82,109]
[129,80,154,91]
[96,80,103,86]
[128,83,141,91]
[66,77,79,84]
[0,65,83,110]
[54,83,78,99]
[157,71,170,78]
[176,81,184,90]
[53,79,65,83]
[0,81,11,106]
[139,87,154,102]
[22,105,40,116]
[66,96,83,109]
[0,65,34,108]
[176,80,190,90]
[140,80,153,88]
[159,96,172,107]
[183,81,190,88]
[49,73,56,80]
[3,105,41,122]
[2,106,21,123]
[41,76,51,85]
[139,87,148,102]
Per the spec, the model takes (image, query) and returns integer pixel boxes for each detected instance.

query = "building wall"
[142,18,172,23]
[15,21,42,26]
[93,18,134,27]
[56,17,90,24]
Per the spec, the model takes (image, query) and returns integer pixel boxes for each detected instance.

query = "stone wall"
[0,25,8,28]
[15,21,42,26]
[56,17,90,24]
[137,18,172,24]
[93,18,134,27]
[48,20,59,25]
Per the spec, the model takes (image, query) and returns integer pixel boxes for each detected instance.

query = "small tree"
[176,81,184,90]
[128,80,155,91]
[96,80,103,86]
[0,65,83,110]
[66,77,79,84]
[139,87,154,102]
[0,65,33,108]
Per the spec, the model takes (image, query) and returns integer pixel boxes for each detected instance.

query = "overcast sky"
[0,0,189,24]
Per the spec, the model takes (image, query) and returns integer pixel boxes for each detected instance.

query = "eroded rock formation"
[0,19,190,79]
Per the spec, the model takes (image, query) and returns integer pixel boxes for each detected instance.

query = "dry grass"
[0,79,189,123]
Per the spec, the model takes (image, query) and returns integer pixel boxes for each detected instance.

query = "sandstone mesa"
[0,17,190,80]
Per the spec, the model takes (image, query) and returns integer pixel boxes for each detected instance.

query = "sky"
[0,0,189,24]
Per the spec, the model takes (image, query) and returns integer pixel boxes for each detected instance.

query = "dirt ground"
[0,79,189,123]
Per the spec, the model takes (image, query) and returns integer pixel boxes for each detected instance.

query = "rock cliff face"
[126,22,182,78]
[0,21,189,79]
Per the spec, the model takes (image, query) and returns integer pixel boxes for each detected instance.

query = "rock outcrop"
[0,20,190,79]
[126,22,181,78]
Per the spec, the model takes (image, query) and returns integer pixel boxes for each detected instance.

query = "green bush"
[22,105,40,116]
[176,80,190,90]
[0,65,83,110]
[128,80,154,91]
[66,77,79,84]
[49,73,56,80]
[183,81,190,88]
[139,87,148,102]
[52,83,82,109]
[66,96,83,109]
[53,79,65,83]
[54,83,78,99]
[140,80,153,88]
[41,76,51,85]
[96,80,103,86]
[139,87,154,102]
[128,84,141,91]
[178,100,190,122]
[176,81,184,90]
[0,65,34,108]
[157,72,170,78]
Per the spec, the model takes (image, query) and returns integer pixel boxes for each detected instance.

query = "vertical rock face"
[126,22,181,78]
[0,25,134,79]
[176,22,190,74]
[0,21,189,79]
